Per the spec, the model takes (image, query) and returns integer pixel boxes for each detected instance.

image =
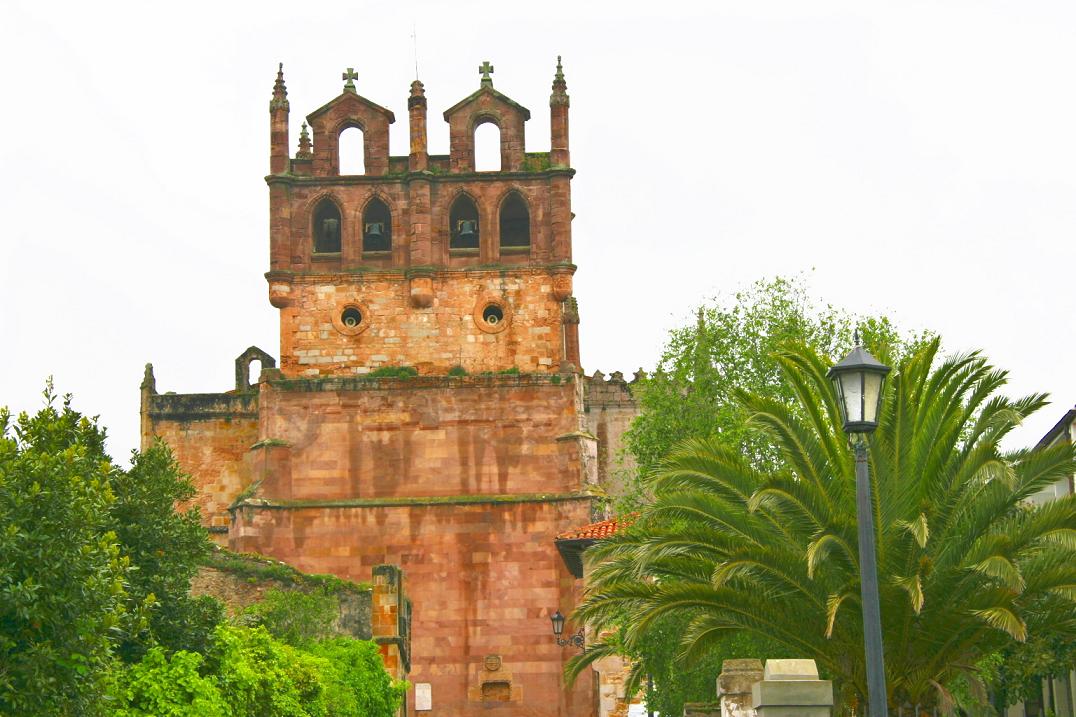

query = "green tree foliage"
[112,626,406,717]
[307,638,408,717]
[589,277,926,714]
[0,385,132,715]
[635,614,781,717]
[234,590,406,717]
[989,633,1076,708]
[243,587,339,647]
[620,276,928,510]
[1,387,404,716]
[0,384,218,712]
[575,339,1076,711]
[208,624,327,717]
[112,647,228,717]
[109,440,216,661]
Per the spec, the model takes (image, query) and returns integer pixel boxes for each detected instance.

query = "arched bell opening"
[362,198,392,253]
[499,193,530,249]
[449,195,480,251]
[312,198,342,254]
[338,125,366,175]
[474,120,501,172]
[234,346,276,392]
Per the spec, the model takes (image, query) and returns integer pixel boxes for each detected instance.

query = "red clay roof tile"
[556,514,636,541]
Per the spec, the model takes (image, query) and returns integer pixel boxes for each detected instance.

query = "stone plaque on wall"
[415,683,432,711]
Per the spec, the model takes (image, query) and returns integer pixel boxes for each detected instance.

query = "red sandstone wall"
[277,270,566,377]
[255,379,587,500]
[231,498,595,717]
[146,415,257,531]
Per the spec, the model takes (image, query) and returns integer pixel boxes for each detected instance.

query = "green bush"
[112,647,228,717]
[477,366,522,377]
[366,366,418,379]
[111,625,405,717]
[243,587,339,646]
[308,638,407,717]
[447,365,468,377]
[207,624,327,717]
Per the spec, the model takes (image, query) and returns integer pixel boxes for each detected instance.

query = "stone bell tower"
[264,59,579,376]
[197,59,599,717]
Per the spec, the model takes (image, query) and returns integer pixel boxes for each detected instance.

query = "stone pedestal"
[718,659,764,717]
[751,660,833,717]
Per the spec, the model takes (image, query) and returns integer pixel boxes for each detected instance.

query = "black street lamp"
[828,331,891,717]
[550,610,584,650]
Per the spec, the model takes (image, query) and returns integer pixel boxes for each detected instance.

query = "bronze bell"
[321,217,340,241]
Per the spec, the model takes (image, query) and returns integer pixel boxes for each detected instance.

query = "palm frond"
[577,338,1075,708]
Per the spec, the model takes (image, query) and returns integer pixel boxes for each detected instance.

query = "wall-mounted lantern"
[550,610,584,651]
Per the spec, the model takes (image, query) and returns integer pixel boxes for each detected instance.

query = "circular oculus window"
[331,301,371,336]
[473,297,510,334]
[482,304,504,326]
[341,307,362,328]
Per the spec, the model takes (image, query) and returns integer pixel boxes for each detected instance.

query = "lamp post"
[828,332,891,717]
[550,610,584,650]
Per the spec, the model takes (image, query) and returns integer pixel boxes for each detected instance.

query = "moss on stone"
[522,152,551,172]
[230,479,263,507]
[266,372,571,393]
[477,366,521,377]
[235,490,596,511]
[251,438,289,449]
[203,547,372,593]
[367,366,419,379]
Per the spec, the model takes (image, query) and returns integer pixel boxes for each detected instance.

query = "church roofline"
[306,91,396,123]
[442,85,531,121]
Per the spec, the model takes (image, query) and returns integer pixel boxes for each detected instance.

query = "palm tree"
[570,338,1076,711]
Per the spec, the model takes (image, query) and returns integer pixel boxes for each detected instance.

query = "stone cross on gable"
[479,60,494,86]
[342,67,358,93]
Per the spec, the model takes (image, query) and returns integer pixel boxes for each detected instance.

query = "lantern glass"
[829,341,891,434]
[550,610,565,636]
[863,371,884,425]
[838,371,864,424]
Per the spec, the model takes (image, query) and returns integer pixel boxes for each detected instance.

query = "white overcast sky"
[1,0,1074,460]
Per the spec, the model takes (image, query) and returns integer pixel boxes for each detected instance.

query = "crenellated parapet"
[582,370,643,492]
[583,368,644,410]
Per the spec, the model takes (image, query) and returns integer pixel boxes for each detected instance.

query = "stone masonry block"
[752,659,833,717]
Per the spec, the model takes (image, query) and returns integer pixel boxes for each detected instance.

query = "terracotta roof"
[556,515,636,541]
[554,515,637,579]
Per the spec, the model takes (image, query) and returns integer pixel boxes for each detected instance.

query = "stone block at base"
[752,659,833,717]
